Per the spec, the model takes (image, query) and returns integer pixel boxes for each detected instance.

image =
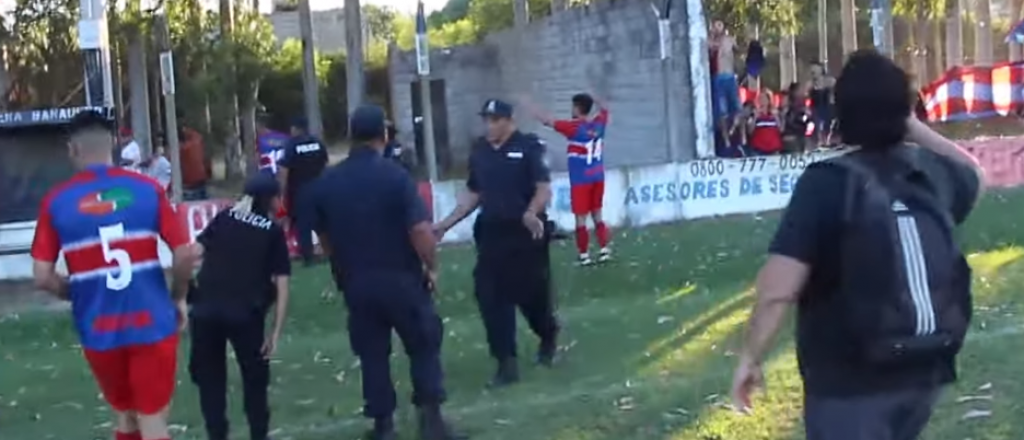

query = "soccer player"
[30,110,196,440]
[525,93,612,266]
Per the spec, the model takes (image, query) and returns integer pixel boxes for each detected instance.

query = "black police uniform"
[188,175,291,440]
[303,105,462,440]
[468,101,560,385]
[278,121,328,261]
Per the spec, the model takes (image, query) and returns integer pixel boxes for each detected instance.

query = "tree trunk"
[931,16,945,79]
[221,0,244,180]
[127,26,153,155]
[945,0,963,68]
[973,0,993,66]
[1010,0,1023,62]
[840,0,858,56]
[913,15,929,84]
[240,85,259,176]
[779,34,797,89]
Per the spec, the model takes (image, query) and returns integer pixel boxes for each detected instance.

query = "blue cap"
[243,173,281,198]
[290,116,309,131]
[479,99,514,118]
[349,105,387,140]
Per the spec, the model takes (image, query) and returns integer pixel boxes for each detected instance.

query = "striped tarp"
[920,61,1024,122]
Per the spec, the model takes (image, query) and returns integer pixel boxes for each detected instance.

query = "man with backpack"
[730,50,983,440]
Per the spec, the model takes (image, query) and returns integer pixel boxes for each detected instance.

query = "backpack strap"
[889,147,957,232]
[827,154,884,224]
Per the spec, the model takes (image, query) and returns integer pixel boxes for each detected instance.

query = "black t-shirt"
[305,147,430,290]
[193,209,291,318]
[770,147,980,396]
[278,134,329,202]
[466,131,551,222]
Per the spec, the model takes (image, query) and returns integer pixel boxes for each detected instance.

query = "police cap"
[479,99,514,119]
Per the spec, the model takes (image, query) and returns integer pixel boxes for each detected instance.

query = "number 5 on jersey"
[99,223,133,290]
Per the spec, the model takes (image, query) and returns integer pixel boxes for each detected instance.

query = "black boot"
[536,330,559,367]
[364,417,398,440]
[417,405,467,440]
[486,357,519,388]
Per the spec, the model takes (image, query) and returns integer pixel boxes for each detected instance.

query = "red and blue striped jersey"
[554,109,609,185]
[256,130,289,175]
[30,165,188,351]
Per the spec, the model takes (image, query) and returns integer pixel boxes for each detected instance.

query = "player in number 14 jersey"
[525,93,612,266]
[30,110,197,440]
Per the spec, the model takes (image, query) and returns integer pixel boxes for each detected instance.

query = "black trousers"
[189,312,270,440]
[344,273,447,420]
[804,387,942,440]
[473,219,560,360]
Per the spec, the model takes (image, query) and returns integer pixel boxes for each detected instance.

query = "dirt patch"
[0,281,69,316]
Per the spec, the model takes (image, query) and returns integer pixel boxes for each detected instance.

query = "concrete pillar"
[345,0,366,123]
[513,0,529,27]
[78,0,114,109]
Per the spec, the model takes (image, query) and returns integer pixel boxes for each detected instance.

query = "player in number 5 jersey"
[526,93,612,266]
[30,110,198,440]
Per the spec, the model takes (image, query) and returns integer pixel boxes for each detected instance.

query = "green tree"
[428,0,471,27]
[394,14,478,50]
[467,0,552,35]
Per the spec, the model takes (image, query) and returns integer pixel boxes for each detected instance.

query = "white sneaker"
[598,247,612,263]
[578,253,594,266]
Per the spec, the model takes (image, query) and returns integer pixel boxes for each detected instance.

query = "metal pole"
[155,13,182,203]
[415,1,438,181]
[298,0,323,137]
[420,78,438,181]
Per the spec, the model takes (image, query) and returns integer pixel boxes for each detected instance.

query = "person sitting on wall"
[746,90,784,156]
[782,82,811,153]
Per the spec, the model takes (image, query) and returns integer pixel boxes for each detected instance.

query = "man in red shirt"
[524,93,612,266]
[31,110,197,440]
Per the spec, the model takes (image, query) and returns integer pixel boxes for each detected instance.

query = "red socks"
[577,223,612,254]
[115,432,141,440]
[574,226,590,254]
[595,222,610,248]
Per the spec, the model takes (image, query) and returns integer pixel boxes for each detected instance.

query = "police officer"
[189,174,292,440]
[434,99,560,388]
[302,105,464,440]
[277,116,328,264]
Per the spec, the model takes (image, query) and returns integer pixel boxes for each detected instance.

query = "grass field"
[2,189,1024,440]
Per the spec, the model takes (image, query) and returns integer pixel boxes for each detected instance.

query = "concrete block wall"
[389,0,699,174]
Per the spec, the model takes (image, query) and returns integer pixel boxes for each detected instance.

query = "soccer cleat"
[578,254,594,266]
[598,247,612,263]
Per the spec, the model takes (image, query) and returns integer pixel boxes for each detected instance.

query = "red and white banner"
[921,61,1024,123]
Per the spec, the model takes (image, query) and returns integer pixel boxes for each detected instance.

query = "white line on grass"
[270,322,1024,439]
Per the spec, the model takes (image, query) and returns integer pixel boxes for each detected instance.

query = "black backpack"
[829,147,972,366]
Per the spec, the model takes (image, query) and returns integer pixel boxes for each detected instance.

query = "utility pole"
[415,1,438,180]
[154,12,182,203]
[655,1,678,162]
[299,0,323,136]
